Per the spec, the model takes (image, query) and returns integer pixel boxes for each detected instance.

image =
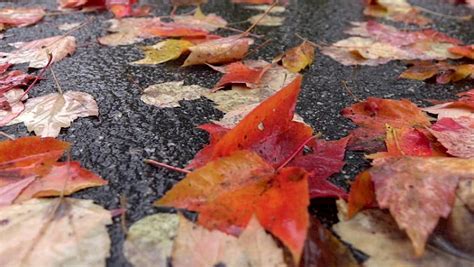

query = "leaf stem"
[276,134,318,171]
[144,159,191,174]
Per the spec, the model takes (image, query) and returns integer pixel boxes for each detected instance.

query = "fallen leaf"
[171,0,208,7]
[124,213,180,267]
[248,13,285,26]
[144,21,209,38]
[232,0,287,4]
[188,76,314,169]
[400,61,474,84]
[333,201,474,267]
[172,215,287,267]
[347,170,376,219]
[423,89,474,119]
[429,116,474,158]
[0,36,76,68]
[0,198,112,267]
[368,125,445,160]
[140,81,208,108]
[14,162,107,202]
[0,176,35,206]
[58,0,106,9]
[449,44,474,59]
[369,156,474,256]
[173,7,227,32]
[109,1,151,19]
[58,22,81,31]
[0,89,27,126]
[342,97,431,152]
[0,7,45,28]
[212,61,271,91]
[157,150,309,263]
[289,137,349,199]
[98,18,162,46]
[364,0,431,25]
[9,91,99,137]
[132,39,194,65]
[300,216,360,267]
[182,35,253,66]
[275,41,316,73]
[322,21,461,66]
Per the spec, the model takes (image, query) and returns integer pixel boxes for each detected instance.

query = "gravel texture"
[1,0,473,265]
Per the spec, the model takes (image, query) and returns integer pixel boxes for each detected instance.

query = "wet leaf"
[140,81,208,108]
[124,213,180,267]
[449,44,474,59]
[400,61,474,84]
[429,117,474,158]
[347,171,376,219]
[0,7,45,27]
[98,18,163,46]
[188,76,314,169]
[423,89,474,119]
[182,35,253,66]
[322,21,461,66]
[364,0,431,25]
[300,216,360,267]
[9,91,99,137]
[0,198,112,267]
[289,137,349,199]
[334,201,474,267]
[0,36,76,68]
[157,150,309,263]
[275,41,316,73]
[174,7,227,32]
[342,97,431,152]
[172,215,286,267]
[369,156,474,256]
[212,61,271,90]
[132,39,194,65]
[248,13,285,26]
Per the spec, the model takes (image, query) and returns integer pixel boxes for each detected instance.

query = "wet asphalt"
[0,0,473,265]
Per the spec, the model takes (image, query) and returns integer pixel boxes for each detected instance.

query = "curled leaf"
[275,41,316,73]
[364,0,431,25]
[400,61,474,84]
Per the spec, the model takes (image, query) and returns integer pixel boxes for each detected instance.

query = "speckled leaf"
[9,91,99,137]
[429,117,474,158]
[369,157,474,256]
[333,201,474,267]
[140,81,208,108]
[0,198,112,267]
[124,213,179,267]
[0,36,76,68]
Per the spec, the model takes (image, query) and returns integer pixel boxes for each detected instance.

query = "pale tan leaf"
[244,5,286,13]
[124,213,179,267]
[58,22,80,31]
[9,91,98,137]
[140,81,208,108]
[333,200,474,267]
[0,89,27,126]
[248,14,285,26]
[423,103,474,119]
[0,198,112,267]
[0,36,76,68]
[98,18,162,46]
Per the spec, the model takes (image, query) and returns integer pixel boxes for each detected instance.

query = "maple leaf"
[334,201,474,267]
[188,75,313,169]
[157,150,309,263]
[0,7,45,27]
[0,36,76,68]
[132,39,194,65]
[289,137,349,199]
[423,88,474,119]
[347,171,376,219]
[449,44,474,59]
[322,21,461,66]
[342,97,431,152]
[429,117,474,158]
[174,7,228,32]
[400,61,474,84]
[0,136,106,205]
[274,41,316,73]
[109,3,151,19]
[211,61,271,91]
[98,18,163,46]
[124,213,180,267]
[182,35,253,66]
[172,215,287,267]
[301,216,359,267]
[9,91,98,137]
[145,21,209,38]
[140,81,208,108]
[364,0,431,25]
[0,198,112,266]
[368,125,446,160]
[369,156,474,256]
